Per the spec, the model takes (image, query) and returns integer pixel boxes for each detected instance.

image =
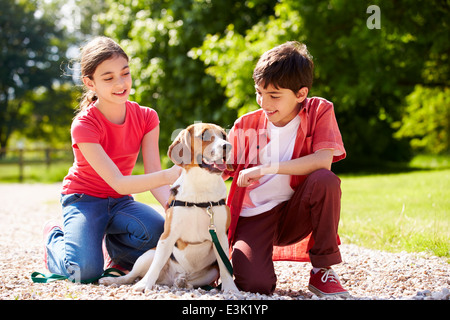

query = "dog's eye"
[201,129,213,141]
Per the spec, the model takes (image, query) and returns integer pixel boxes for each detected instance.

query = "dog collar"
[168,199,226,208]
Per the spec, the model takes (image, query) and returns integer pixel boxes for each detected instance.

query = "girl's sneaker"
[308,267,350,297]
[42,220,62,269]
[102,237,129,275]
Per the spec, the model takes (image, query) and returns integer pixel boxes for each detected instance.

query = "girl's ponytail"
[78,90,98,114]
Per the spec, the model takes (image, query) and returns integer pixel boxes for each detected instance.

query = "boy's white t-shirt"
[240,115,300,217]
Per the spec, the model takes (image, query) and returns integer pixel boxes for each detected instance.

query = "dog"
[99,123,239,292]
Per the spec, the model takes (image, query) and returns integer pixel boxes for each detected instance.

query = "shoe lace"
[320,268,339,284]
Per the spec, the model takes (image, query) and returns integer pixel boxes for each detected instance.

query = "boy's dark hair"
[253,41,314,93]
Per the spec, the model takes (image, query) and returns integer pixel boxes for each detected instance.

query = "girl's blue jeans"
[45,193,164,282]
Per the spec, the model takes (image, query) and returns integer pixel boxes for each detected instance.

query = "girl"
[43,37,181,282]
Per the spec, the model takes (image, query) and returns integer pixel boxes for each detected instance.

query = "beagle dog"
[99,123,239,292]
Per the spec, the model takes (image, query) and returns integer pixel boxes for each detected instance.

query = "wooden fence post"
[18,147,24,182]
[0,147,73,182]
[45,148,51,169]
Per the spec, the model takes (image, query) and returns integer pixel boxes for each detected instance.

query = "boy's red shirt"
[225,97,346,262]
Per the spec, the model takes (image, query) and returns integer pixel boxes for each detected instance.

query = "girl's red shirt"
[62,101,159,198]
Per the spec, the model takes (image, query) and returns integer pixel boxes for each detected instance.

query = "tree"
[193,0,449,164]
[394,86,450,154]
[0,0,68,154]
[19,83,80,147]
[98,0,278,154]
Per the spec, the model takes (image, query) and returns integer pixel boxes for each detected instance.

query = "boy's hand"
[237,167,261,187]
[237,164,277,187]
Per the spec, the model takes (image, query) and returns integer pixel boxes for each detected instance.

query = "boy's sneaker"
[308,267,350,298]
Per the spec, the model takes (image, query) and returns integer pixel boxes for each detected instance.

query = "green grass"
[340,169,449,259]
[1,155,448,259]
[0,162,72,183]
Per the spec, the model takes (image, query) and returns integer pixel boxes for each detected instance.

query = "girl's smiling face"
[255,83,308,127]
[83,55,132,107]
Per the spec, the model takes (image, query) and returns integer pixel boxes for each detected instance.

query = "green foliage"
[0,0,69,151]
[394,86,450,154]
[98,0,278,151]
[19,83,80,146]
[3,0,449,164]
[191,2,304,117]
[193,0,449,162]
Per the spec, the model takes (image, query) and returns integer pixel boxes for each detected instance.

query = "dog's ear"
[219,128,234,172]
[220,128,228,141]
[168,128,192,166]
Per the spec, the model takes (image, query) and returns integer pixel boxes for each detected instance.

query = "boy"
[223,41,348,297]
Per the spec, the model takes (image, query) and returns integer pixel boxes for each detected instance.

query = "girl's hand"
[165,165,182,185]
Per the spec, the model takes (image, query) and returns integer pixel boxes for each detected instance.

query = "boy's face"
[255,83,308,127]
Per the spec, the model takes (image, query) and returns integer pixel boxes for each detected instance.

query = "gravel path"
[0,183,448,300]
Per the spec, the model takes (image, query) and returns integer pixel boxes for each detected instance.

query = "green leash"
[31,272,68,283]
[31,267,126,284]
[33,206,233,287]
[199,206,233,291]
[206,206,233,276]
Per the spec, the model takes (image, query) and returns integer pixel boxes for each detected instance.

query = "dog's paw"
[132,279,156,293]
[222,283,239,293]
[132,280,147,293]
[98,277,117,286]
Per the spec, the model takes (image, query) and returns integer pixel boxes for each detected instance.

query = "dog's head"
[168,123,233,174]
